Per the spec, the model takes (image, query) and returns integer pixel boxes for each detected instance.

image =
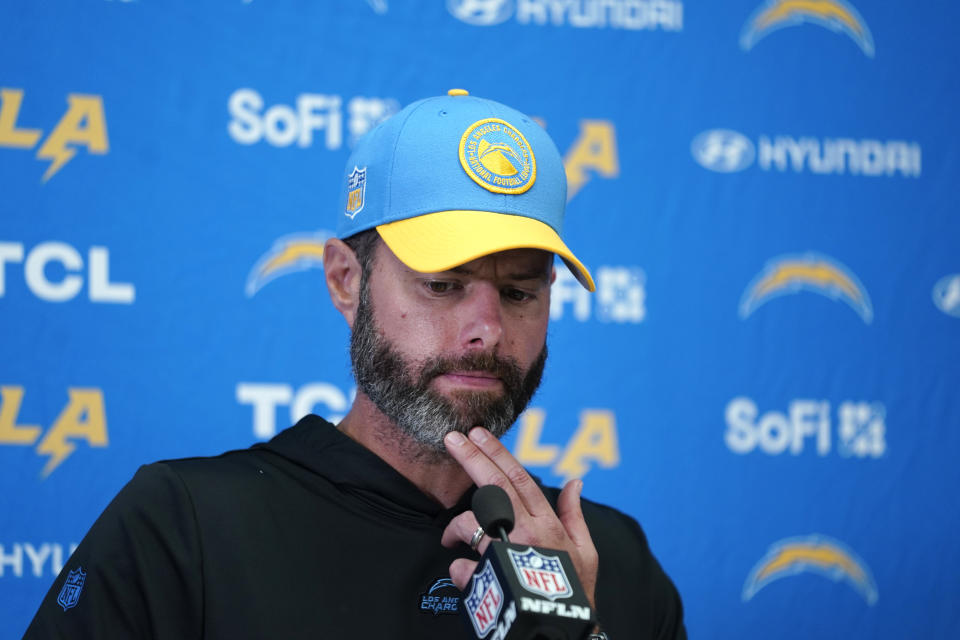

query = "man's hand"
[440,427,599,608]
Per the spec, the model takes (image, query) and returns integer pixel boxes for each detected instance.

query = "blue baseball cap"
[336,89,595,291]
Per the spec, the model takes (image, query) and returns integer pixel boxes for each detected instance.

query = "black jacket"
[24,416,685,639]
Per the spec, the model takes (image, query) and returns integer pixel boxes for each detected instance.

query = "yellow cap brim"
[376,210,595,292]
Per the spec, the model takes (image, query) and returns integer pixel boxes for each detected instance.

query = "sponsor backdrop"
[2,1,958,638]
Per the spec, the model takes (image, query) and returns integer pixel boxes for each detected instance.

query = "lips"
[436,371,503,389]
[417,351,523,397]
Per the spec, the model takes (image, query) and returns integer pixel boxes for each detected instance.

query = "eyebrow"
[449,265,550,281]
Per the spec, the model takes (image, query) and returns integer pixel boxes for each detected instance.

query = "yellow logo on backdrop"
[743,534,878,605]
[0,88,109,182]
[739,253,873,324]
[0,386,108,477]
[740,0,875,57]
[245,231,332,297]
[514,408,620,482]
[563,120,619,201]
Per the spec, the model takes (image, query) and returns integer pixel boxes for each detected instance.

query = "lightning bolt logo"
[35,426,80,478]
[32,388,109,478]
[245,231,332,297]
[743,534,878,604]
[739,252,873,323]
[36,142,77,183]
[35,94,110,182]
[740,0,875,57]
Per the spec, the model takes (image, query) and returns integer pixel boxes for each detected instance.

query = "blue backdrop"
[2,1,958,638]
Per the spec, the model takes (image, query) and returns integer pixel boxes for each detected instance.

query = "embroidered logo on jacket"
[419,577,460,615]
[57,566,86,611]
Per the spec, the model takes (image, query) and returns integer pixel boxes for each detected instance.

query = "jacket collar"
[256,414,476,527]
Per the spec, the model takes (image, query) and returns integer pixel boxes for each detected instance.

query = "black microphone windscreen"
[472,485,515,536]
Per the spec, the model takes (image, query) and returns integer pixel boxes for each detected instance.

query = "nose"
[459,282,503,351]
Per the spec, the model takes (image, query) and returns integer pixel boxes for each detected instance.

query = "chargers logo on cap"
[460,118,536,195]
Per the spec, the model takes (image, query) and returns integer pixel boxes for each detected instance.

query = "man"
[25,90,685,639]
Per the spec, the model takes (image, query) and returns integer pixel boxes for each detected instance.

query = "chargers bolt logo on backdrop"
[245,231,332,297]
[509,547,572,600]
[365,0,388,14]
[743,535,878,605]
[57,566,87,611]
[345,166,367,218]
[932,274,960,318]
[0,88,109,182]
[740,0,874,57]
[691,129,755,173]
[464,559,504,637]
[460,118,535,194]
[739,253,873,324]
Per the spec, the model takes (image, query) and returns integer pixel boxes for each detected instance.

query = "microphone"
[472,483,514,543]
[461,486,596,640]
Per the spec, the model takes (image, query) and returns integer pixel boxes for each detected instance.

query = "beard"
[349,282,547,455]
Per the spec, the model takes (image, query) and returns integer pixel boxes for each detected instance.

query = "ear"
[550,266,557,286]
[323,238,362,328]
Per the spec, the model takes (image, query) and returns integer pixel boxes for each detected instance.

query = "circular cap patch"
[458,118,536,195]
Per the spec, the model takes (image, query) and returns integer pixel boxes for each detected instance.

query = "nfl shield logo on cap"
[345,165,366,219]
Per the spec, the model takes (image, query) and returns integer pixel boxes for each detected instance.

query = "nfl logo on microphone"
[508,547,572,600]
[464,559,504,637]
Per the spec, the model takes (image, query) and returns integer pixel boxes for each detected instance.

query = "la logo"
[0,88,109,182]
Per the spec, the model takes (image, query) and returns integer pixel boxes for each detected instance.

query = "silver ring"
[469,526,486,551]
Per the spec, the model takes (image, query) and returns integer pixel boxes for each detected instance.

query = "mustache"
[416,351,524,390]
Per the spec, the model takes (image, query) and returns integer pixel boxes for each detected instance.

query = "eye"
[502,287,534,302]
[424,280,459,294]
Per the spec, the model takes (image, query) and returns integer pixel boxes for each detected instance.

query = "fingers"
[441,440,600,609]
[449,558,477,591]
[444,428,552,518]
[556,479,594,551]
[557,478,599,608]
[441,510,491,555]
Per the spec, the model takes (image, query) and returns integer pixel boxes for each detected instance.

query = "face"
[350,242,553,453]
